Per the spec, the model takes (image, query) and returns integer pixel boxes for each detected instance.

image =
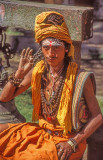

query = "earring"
[65,50,68,52]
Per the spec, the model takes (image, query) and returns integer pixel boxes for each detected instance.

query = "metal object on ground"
[0,27,15,67]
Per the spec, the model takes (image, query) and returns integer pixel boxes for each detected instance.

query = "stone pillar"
[73,41,82,66]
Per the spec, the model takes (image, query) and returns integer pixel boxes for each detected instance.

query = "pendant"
[52,91,55,96]
[47,117,52,121]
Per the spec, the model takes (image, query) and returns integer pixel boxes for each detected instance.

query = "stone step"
[0,0,94,41]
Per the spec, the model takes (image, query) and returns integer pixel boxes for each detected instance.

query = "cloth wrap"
[0,120,86,160]
[35,11,74,59]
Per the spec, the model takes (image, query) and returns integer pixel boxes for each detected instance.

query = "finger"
[66,154,70,160]
[28,49,33,55]
[58,148,64,160]
[28,49,33,59]
[21,49,26,58]
[64,151,70,160]
[60,151,67,160]
[25,47,30,57]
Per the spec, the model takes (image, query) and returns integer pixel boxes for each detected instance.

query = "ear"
[64,46,69,53]
[65,49,68,52]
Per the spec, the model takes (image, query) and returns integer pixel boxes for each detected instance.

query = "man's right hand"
[15,48,33,78]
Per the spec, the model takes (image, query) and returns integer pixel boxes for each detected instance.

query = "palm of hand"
[18,48,34,74]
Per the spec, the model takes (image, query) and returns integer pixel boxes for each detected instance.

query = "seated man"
[0,11,102,160]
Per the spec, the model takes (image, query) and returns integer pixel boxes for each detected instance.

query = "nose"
[48,47,55,56]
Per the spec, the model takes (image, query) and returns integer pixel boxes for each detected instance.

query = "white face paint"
[42,38,65,48]
[41,38,66,68]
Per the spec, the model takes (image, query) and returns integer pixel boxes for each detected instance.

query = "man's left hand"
[56,141,73,160]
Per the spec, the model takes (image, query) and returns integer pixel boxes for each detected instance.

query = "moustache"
[46,56,57,59]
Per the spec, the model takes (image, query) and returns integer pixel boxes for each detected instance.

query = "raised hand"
[19,48,33,71]
[15,48,34,78]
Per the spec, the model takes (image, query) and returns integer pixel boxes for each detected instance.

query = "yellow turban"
[35,11,74,59]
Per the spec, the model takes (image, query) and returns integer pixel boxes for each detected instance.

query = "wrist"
[67,138,78,153]
[8,72,24,87]
[15,69,25,79]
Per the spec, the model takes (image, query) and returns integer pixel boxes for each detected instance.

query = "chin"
[48,62,55,67]
[47,60,57,66]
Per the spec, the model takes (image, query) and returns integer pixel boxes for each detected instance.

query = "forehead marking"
[42,39,64,47]
[49,40,52,47]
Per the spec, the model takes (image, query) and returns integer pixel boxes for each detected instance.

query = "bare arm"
[0,69,33,102]
[0,48,34,102]
[56,76,103,160]
[73,76,103,144]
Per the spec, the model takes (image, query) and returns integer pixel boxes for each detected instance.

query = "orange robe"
[0,119,86,160]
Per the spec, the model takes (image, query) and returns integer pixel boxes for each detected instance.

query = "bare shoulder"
[83,76,94,95]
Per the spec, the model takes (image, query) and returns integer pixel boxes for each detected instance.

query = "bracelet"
[8,72,24,87]
[67,138,78,153]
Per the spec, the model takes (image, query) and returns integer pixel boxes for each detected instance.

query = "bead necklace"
[50,64,64,79]
[49,64,64,99]
[41,65,67,121]
[41,71,64,106]
[41,76,65,120]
